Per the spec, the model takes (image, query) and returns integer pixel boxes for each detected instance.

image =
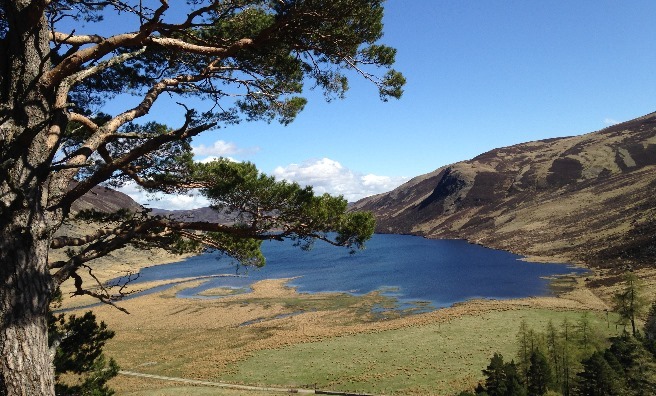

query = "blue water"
[124,234,586,310]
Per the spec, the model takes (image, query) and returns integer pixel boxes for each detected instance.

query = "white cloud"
[603,118,620,126]
[192,140,259,159]
[272,158,409,202]
[117,182,210,210]
[193,140,239,156]
[198,156,239,164]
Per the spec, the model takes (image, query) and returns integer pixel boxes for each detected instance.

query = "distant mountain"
[69,182,231,223]
[70,182,143,214]
[352,112,656,268]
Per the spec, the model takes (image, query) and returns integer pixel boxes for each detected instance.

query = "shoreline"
[57,233,597,311]
[96,275,612,395]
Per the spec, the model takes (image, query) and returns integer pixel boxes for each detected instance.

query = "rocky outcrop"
[353,112,656,268]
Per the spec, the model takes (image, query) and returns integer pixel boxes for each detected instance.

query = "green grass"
[220,308,620,396]
[122,387,289,396]
[223,292,403,323]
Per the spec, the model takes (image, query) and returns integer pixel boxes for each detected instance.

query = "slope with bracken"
[352,112,656,269]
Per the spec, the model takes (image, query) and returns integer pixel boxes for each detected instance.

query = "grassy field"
[94,277,620,396]
[219,309,618,395]
[123,387,290,396]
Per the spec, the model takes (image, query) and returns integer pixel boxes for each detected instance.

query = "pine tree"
[48,308,118,395]
[607,333,656,395]
[545,320,562,390]
[644,301,656,356]
[613,273,647,336]
[517,319,534,385]
[527,350,553,396]
[504,360,527,396]
[0,1,403,392]
[576,351,624,396]
[560,317,577,396]
[483,353,509,396]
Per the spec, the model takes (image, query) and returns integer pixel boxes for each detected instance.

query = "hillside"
[69,182,143,214]
[353,112,656,269]
[54,184,191,303]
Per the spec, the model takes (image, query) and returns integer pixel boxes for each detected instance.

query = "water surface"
[128,234,585,309]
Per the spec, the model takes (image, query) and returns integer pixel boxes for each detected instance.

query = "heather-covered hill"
[353,112,656,268]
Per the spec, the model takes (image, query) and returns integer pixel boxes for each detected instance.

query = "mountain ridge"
[352,112,656,268]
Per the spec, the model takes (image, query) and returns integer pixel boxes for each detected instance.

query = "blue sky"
[97,1,656,208]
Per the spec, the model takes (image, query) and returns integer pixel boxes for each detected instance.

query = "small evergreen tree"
[482,353,509,396]
[606,333,656,396]
[545,320,562,390]
[576,351,624,396]
[517,319,534,385]
[478,354,527,396]
[527,350,553,396]
[613,273,647,336]
[504,360,527,396]
[48,298,118,396]
[577,313,592,353]
[561,317,574,396]
[644,301,656,356]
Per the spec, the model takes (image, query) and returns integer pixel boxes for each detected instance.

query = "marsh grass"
[220,309,619,395]
[101,279,621,395]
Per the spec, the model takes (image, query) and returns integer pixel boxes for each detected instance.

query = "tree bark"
[0,1,59,394]
[0,222,55,396]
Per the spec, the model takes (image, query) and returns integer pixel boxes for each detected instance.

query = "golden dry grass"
[62,272,627,395]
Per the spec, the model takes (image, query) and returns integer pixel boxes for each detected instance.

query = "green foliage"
[207,230,266,267]
[482,353,508,396]
[606,333,656,395]
[576,351,624,396]
[644,302,656,355]
[195,158,375,253]
[60,0,404,127]
[613,273,648,336]
[504,361,527,396]
[48,293,118,396]
[516,319,535,384]
[466,304,656,396]
[42,1,393,279]
[478,353,526,396]
[527,350,554,396]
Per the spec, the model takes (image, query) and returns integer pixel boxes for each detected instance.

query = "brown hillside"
[353,112,656,268]
[69,181,143,214]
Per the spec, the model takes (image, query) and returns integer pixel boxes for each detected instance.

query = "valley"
[52,112,656,395]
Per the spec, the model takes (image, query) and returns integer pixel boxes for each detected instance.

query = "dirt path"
[118,370,377,395]
[119,370,316,394]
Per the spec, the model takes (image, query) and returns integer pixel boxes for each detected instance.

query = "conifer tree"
[517,319,534,385]
[613,273,647,336]
[0,1,404,393]
[644,301,656,355]
[576,351,624,396]
[545,320,562,390]
[504,360,527,396]
[483,353,509,396]
[527,350,553,396]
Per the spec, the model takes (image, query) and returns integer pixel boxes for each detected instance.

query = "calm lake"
[126,234,586,310]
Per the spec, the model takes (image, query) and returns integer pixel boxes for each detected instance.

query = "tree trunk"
[0,2,59,394]
[0,220,55,396]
